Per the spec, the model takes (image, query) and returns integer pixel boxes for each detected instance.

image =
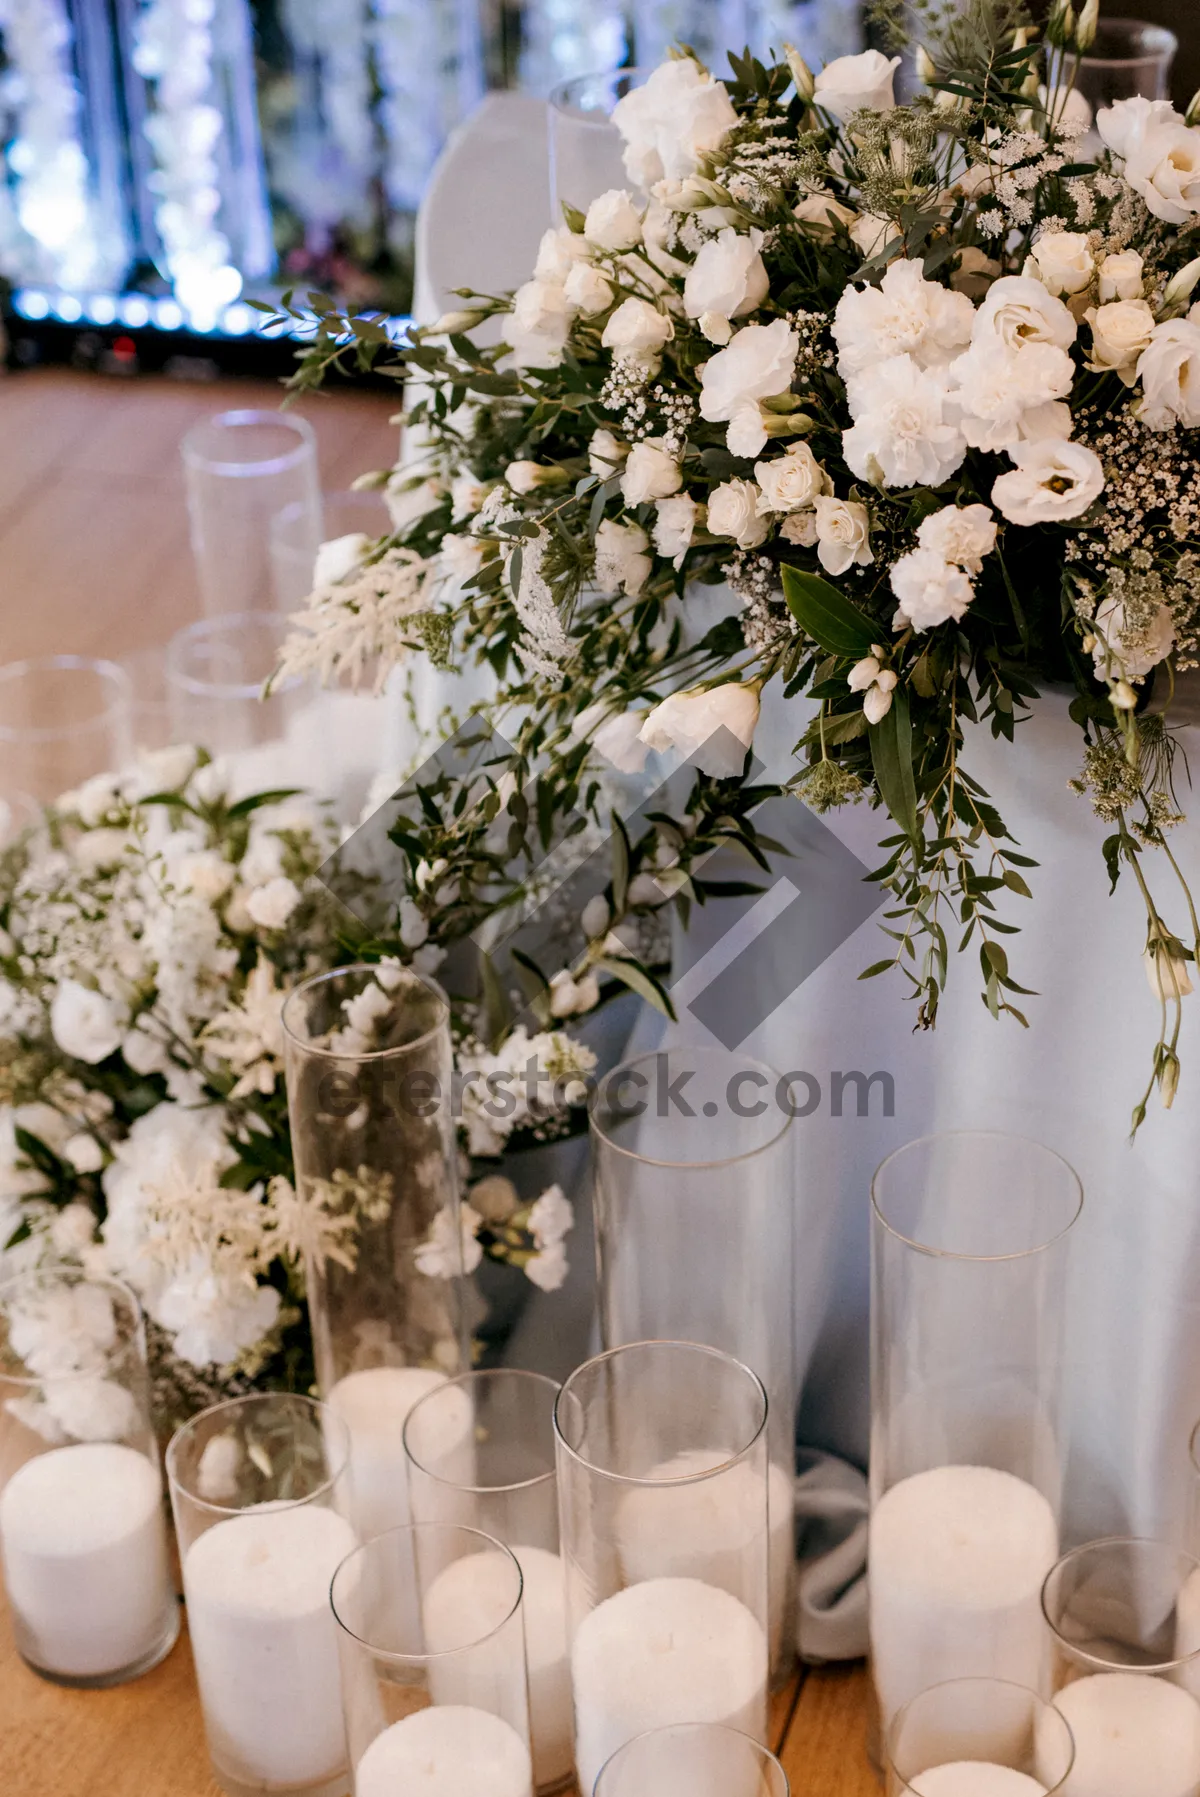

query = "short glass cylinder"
[165,611,304,765]
[405,1369,570,1793]
[595,1722,790,1796]
[0,1267,177,1688]
[181,409,321,617]
[554,1340,772,1796]
[1041,1537,1200,1797]
[0,655,133,805]
[330,1524,534,1797]
[869,1132,1083,1737]
[165,1392,355,1797]
[281,963,467,1545]
[1075,19,1178,112]
[886,1678,1076,1796]
[548,68,648,220]
[590,1047,796,1679]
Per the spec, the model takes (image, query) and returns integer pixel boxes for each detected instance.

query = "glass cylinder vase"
[869,1132,1083,1739]
[886,1678,1076,1796]
[548,68,647,219]
[181,409,320,617]
[0,1267,177,1688]
[590,1047,796,1678]
[554,1340,771,1796]
[1075,19,1178,113]
[281,963,467,1550]
[1041,1537,1200,1797]
[0,655,133,805]
[595,1722,790,1797]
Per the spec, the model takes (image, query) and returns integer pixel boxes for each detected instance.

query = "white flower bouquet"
[269,0,1200,1126]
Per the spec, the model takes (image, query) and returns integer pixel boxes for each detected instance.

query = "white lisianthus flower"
[813,48,901,120]
[313,533,370,588]
[916,504,998,572]
[611,57,738,186]
[708,478,770,548]
[1092,593,1177,682]
[890,548,975,630]
[584,188,643,251]
[698,319,799,438]
[653,493,699,567]
[991,440,1105,525]
[847,653,899,724]
[849,214,901,259]
[1144,940,1194,1002]
[589,428,629,477]
[1123,122,1200,224]
[843,356,966,488]
[506,460,555,495]
[621,440,682,506]
[1085,299,1156,383]
[813,495,872,576]
[683,227,769,322]
[833,259,974,379]
[780,511,818,546]
[563,262,613,316]
[506,277,573,367]
[568,699,650,774]
[1024,231,1094,297]
[754,442,831,513]
[971,275,1078,354]
[1135,318,1200,429]
[1097,249,1145,303]
[951,339,1075,451]
[245,877,302,931]
[1096,96,1181,161]
[51,981,124,1065]
[640,683,760,778]
[793,191,857,236]
[593,519,652,596]
[600,297,674,369]
[534,226,592,282]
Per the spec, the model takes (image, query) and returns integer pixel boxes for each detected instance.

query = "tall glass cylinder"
[869,1132,1083,1738]
[886,1679,1076,1796]
[1075,20,1178,112]
[548,69,647,219]
[165,611,304,768]
[596,1723,790,1797]
[554,1340,771,1796]
[405,1369,570,1792]
[330,1524,533,1797]
[590,1047,796,1678]
[181,409,320,617]
[0,1267,177,1687]
[281,963,466,1550]
[0,655,133,804]
[166,1392,355,1797]
[1042,1538,1200,1797]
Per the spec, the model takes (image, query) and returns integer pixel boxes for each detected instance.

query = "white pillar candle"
[0,1442,172,1681]
[355,1705,532,1797]
[183,1502,357,1790]
[911,1767,1046,1796]
[570,1575,769,1797]
[328,1367,473,1540]
[870,1466,1058,1727]
[423,1544,570,1791]
[1044,1673,1200,1797]
[615,1449,791,1665]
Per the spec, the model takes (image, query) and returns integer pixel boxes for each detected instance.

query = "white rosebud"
[707,478,770,549]
[534,226,592,283]
[1075,0,1099,51]
[1024,231,1094,297]
[626,872,667,908]
[784,45,815,102]
[589,428,629,478]
[584,189,643,252]
[813,496,872,577]
[1085,299,1156,383]
[620,439,683,507]
[754,442,831,514]
[563,261,614,316]
[863,675,898,724]
[1097,249,1145,303]
[1161,255,1200,313]
[506,277,573,368]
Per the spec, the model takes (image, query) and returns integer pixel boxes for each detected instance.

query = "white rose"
[793,191,857,236]
[991,440,1105,525]
[121,1019,169,1076]
[611,58,738,186]
[843,355,966,488]
[813,496,872,577]
[754,442,831,513]
[698,319,799,431]
[1085,299,1156,383]
[708,478,770,549]
[653,493,699,567]
[1097,249,1145,303]
[1144,940,1194,1002]
[593,518,651,596]
[1097,96,1182,162]
[813,49,901,120]
[1123,123,1200,224]
[51,981,124,1065]
[584,188,643,251]
[589,428,629,477]
[683,228,769,322]
[916,503,997,573]
[890,548,975,630]
[1024,231,1094,297]
[971,275,1078,353]
[600,296,674,367]
[640,683,761,778]
[1135,318,1200,429]
[506,277,573,367]
[780,511,818,546]
[245,877,302,930]
[563,262,614,316]
[951,338,1075,453]
[833,258,975,380]
[127,744,197,797]
[534,226,591,282]
[621,439,682,506]
[849,213,901,259]
[313,532,369,588]
[1092,592,1176,683]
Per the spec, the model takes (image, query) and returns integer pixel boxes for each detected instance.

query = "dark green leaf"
[781,566,878,658]
[869,688,919,842]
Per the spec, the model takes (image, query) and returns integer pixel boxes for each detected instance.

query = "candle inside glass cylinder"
[870,1465,1058,1726]
[0,1441,172,1681]
[1043,1672,1200,1797]
[911,1767,1047,1796]
[183,1502,357,1791]
[355,1705,532,1797]
[424,1544,571,1791]
[328,1367,473,1540]
[570,1576,769,1797]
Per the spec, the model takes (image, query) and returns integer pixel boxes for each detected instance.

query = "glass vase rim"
[0,654,132,746]
[0,1264,146,1390]
[164,610,305,701]
[548,65,652,114]
[870,1129,1083,1261]
[329,1522,525,1661]
[1188,1414,1200,1477]
[588,1045,792,1170]
[403,1367,561,1496]
[1040,1534,1200,1673]
[594,1722,789,1792]
[181,407,317,478]
[886,1675,1077,1796]
[553,1339,768,1486]
[1078,18,1178,63]
[164,1390,351,1518]
[280,961,451,1064]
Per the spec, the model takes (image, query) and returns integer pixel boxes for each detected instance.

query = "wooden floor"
[0,364,877,1791]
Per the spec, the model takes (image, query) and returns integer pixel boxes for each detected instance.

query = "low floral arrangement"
[269,0,1200,1128]
[0,747,589,1427]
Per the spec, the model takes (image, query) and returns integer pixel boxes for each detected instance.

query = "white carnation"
[708,478,770,549]
[891,548,975,630]
[843,356,966,488]
[916,504,997,573]
[991,440,1105,525]
[813,496,872,576]
[245,877,301,931]
[833,259,974,380]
